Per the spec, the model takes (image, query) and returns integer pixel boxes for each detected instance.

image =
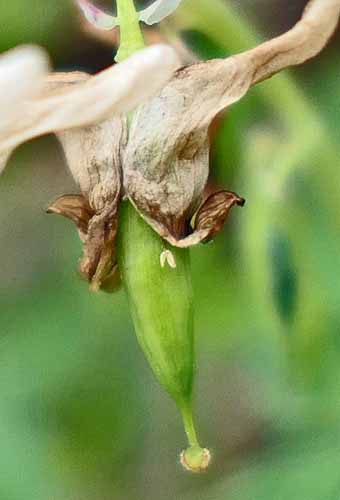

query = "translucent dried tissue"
[75,0,185,29]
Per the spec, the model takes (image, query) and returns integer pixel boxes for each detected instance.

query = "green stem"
[180,401,199,447]
[115,0,145,61]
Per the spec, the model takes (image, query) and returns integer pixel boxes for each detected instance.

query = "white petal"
[0,45,50,172]
[75,0,118,30]
[139,0,184,25]
[0,45,49,118]
[0,44,180,158]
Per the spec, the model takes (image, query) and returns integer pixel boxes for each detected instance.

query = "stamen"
[160,249,177,269]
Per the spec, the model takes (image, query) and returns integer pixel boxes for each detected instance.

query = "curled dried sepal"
[46,192,120,291]
[194,191,245,243]
[48,192,121,291]
[46,194,94,236]
[163,190,245,248]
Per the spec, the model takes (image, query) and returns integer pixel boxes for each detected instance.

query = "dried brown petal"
[55,116,126,291]
[194,190,245,242]
[44,116,125,291]
[46,191,120,291]
[46,194,94,236]
[81,212,119,292]
[57,116,125,200]
[153,190,245,248]
[124,56,252,245]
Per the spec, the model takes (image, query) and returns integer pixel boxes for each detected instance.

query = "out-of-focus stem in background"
[171,0,340,373]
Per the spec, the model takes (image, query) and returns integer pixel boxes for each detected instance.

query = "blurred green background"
[1,0,340,498]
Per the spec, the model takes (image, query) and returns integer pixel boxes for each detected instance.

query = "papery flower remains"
[1,0,340,292]
[0,43,180,289]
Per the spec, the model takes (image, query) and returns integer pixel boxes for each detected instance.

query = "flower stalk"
[115,0,144,61]
[115,0,209,472]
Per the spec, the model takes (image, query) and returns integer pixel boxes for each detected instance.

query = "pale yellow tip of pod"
[180,446,211,473]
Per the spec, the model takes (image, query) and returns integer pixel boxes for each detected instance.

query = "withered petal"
[46,192,119,291]
[46,194,94,235]
[194,190,245,243]
[57,116,125,201]
[49,113,125,292]
[158,190,245,248]
[124,57,250,243]
[80,208,119,291]
[52,117,124,291]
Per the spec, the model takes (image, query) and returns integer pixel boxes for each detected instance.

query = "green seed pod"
[118,201,210,472]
